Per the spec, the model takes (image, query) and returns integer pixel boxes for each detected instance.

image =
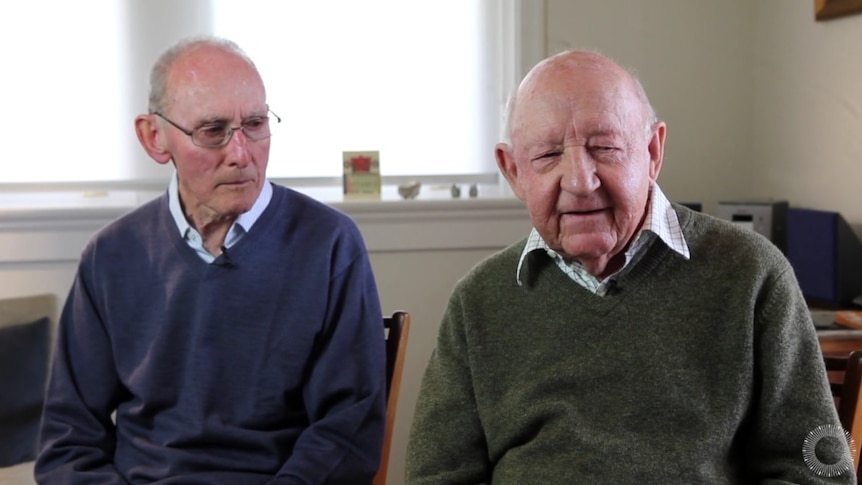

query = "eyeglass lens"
[192,116,274,147]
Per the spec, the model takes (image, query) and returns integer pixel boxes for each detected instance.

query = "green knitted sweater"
[407,206,855,484]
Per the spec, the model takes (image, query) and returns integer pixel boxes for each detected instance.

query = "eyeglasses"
[153,109,281,148]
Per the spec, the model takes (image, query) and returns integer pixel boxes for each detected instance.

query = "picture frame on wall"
[815,0,862,21]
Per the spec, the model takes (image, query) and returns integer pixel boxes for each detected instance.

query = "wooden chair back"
[373,311,411,485]
[824,350,862,477]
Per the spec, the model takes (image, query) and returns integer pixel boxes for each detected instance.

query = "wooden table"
[818,328,862,357]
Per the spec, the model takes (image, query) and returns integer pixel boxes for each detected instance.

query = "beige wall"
[753,1,862,231]
[546,0,862,235]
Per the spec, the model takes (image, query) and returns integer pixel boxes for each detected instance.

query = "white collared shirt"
[515,184,690,295]
[167,171,273,263]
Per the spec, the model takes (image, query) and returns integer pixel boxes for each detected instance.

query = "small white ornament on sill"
[397,181,421,200]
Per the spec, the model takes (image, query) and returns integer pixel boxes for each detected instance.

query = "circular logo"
[802,424,856,477]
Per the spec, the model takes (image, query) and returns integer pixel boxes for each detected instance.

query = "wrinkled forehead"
[165,47,267,117]
[511,70,645,143]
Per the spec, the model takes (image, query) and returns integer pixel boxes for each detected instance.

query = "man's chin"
[213,197,256,219]
[558,235,617,261]
[218,179,258,192]
[217,184,260,206]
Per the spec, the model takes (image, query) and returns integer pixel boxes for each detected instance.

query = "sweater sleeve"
[273,243,387,484]
[35,265,129,485]
[746,266,857,484]
[406,291,492,485]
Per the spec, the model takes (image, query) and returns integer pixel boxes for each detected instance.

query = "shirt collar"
[167,170,273,242]
[515,184,690,285]
[644,183,690,260]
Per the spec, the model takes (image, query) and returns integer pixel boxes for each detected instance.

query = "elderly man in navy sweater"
[35,36,386,484]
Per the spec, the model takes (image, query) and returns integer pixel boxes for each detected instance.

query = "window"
[0,1,543,189]
[1,2,128,183]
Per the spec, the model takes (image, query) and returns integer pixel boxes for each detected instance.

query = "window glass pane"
[213,0,499,178]
[1,2,127,183]
[1,1,505,184]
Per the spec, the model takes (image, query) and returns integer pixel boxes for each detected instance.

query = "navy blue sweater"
[36,184,386,484]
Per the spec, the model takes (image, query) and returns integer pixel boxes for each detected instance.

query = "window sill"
[0,184,531,262]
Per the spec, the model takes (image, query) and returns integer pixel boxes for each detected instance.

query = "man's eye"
[243,118,267,130]
[198,125,227,137]
[198,125,224,135]
[535,151,561,160]
[589,146,621,158]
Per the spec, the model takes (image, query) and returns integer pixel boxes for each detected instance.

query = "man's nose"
[561,148,599,194]
[224,128,251,166]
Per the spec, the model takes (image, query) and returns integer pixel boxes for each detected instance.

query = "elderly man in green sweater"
[406,50,855,484]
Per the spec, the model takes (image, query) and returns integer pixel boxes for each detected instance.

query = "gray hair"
[147,35,258,114]
[501,50,658,145]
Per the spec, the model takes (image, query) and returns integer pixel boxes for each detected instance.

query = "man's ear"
[135,114,173,165]
[495,143,525,200]
[647,121,667,183]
